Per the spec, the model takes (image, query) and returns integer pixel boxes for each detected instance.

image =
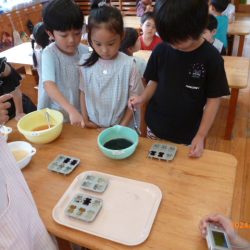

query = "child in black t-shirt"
[129,0,229,158]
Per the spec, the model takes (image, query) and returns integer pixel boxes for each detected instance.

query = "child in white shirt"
[79,0,143,128]
[38,0,88,125]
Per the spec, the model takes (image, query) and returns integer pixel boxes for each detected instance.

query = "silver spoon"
[131,104,141,136]
[45,111,51,129]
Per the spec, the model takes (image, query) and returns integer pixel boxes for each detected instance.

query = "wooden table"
[223,56,250,139]
[134,51,250,140]
[8,121,237,250]
[228,21,250,56]
[0,42,33,73]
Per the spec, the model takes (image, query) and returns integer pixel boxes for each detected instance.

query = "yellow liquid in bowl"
[32,125,54,131]
[12,150,28,162]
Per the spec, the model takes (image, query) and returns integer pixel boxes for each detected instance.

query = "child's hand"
[188,134,204,158]
[69,109,84,127]
[128,96,143,110]
[84,120,99,129]
[15,112,25,121]
[0,94,12,124]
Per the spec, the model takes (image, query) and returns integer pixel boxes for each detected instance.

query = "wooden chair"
[26,4,43,30]
[75,0,91,15]
[111,0,137,16]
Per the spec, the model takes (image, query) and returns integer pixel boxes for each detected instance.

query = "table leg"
[24,65,33,75]
[224,88,239,140]
[237,35,245,57]
[227,35,234,56]
[56,237,72,250]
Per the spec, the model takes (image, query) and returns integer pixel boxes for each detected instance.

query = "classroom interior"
[1,0,250,248]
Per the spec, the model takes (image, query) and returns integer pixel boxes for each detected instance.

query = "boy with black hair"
[39,0,88,125]
[203,14,226,55]
[129,0,230,158]
[209,0,229,48]
[139,11,162,50]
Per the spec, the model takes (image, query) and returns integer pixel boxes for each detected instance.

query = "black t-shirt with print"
[144,40,230,145]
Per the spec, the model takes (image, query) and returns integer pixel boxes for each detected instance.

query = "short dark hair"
[210,0,229,13]
[83,0,124,67]
[120,27,139,55]
[207,14,218,31]
[32,22,50,48]
[31,22,50,67]
[43,0,84,32]
[155,0,208,44]
[140,11,155,25]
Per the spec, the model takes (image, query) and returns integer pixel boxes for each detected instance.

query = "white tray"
[52,171,162,246]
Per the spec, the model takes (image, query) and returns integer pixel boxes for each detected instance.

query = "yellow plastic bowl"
[17,108,63,144]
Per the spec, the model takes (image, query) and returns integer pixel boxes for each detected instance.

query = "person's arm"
[44,81,83,126]
[79,91,98,128]
[121,62,144,126]
[0,94,12,124]
[200,214,250,250]
[189,97,220,157]
[11,86,25,121]
[120,108,133,126]
[129,80,157,109]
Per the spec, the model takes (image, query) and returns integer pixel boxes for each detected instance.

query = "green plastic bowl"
[97,125,139,159]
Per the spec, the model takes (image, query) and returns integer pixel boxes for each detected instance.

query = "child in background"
[200,214,250,250]
[129,0,230,158]
[139,12,162,50]
[136,0,154,17]
[38,0,88,125]
[79,1,143,129]
[209,0,229,48]
[0,57,33,120]
[120,27,147,78]
[31,22,50,77]
[203,14,226,55]
[222,0,235,23]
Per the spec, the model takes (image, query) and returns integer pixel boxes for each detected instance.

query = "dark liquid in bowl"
[104,138,133,150]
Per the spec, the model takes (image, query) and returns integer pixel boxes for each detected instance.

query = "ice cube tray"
[48,154,80,175]
[81,174,108,193]
[65,193,102,222]
[148,143,177,161]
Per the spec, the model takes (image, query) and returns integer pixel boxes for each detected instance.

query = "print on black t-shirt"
[184,62,206,100]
